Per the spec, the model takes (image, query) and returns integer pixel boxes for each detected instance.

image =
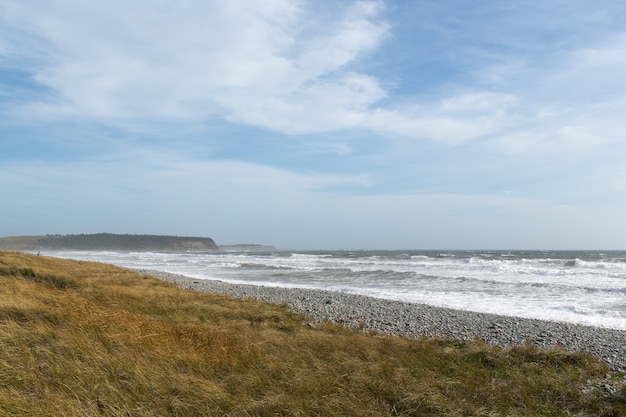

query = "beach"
[142,269,626,372]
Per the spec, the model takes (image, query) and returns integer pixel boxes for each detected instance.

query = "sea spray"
[43,249,626,330]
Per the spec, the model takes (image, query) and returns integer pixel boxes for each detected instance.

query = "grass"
[0,236,44,251]
[1,250,625,416]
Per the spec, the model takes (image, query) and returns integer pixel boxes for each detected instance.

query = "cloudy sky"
[1,0,625,250]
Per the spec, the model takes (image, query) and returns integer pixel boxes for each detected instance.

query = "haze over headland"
[1,1,626,250]
[0,234,218,251]
[0,234,275,252]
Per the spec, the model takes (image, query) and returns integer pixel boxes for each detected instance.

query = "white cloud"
[223,72,387,133]
[462,29,626,159]
[558,33,626,98]
[2,1,396,132]
[295,1,388,77]
[3,1,626,150]
[0,0,520,144]
[487,124,606,156]
[361,91,519,143]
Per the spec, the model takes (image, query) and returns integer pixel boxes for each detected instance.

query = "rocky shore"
[140,269,626,372]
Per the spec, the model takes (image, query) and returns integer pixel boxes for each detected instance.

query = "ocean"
[43,249,626,330]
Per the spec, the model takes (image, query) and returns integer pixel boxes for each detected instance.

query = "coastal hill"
[0,233,219,252]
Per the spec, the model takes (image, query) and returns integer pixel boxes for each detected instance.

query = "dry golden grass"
[1,250,624,416]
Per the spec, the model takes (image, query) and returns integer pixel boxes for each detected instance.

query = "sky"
[1,0,625,250]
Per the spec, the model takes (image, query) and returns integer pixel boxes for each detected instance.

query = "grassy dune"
[1,251,624,416]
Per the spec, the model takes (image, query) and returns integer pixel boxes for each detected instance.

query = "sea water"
[43,250,626,330]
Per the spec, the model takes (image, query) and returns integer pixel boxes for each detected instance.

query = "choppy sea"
[43,250,626,330]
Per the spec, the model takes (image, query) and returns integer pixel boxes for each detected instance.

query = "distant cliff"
[0,234,219,252]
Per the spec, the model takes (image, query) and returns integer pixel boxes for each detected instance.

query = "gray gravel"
[140,269,626,372]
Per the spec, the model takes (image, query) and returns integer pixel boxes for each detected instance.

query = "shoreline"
[140,269,626,372]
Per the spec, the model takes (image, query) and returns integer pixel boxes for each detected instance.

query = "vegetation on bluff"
[0,233,218,251]
[1,251,624,416]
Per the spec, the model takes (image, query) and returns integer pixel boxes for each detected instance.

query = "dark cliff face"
[0,234,219,251]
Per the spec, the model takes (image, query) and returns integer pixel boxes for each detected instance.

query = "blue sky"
[1,0,625,250]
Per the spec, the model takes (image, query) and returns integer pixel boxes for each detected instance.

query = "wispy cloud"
[2,0,626,248]
[4,0,624,147]
[0,0,528,144]
[2,1,394,133]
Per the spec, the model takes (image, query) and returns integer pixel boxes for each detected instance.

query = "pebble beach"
[141,269,626,372]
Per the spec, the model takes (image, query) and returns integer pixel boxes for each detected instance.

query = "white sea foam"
[40,249,626,330]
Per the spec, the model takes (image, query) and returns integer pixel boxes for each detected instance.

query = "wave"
[40,249,626,330]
